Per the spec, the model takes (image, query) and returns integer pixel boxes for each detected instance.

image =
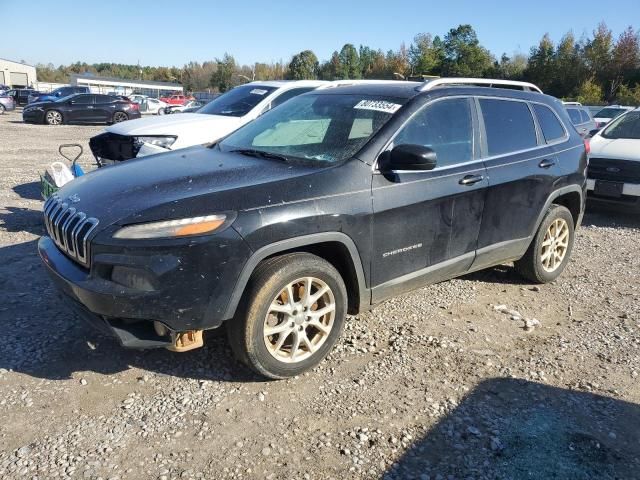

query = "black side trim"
[371,252,474,304]
[219,232,369,321]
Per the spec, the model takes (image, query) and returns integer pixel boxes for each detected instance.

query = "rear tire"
[113,111,128,123]
[45,110,63,125]
[514,205,575,283]
[226,253,347,379]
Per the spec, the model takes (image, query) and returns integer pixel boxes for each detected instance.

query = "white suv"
[587,108,640,208]
[89,80,327,164]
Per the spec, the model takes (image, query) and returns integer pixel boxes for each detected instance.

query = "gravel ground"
[0,109,639,480]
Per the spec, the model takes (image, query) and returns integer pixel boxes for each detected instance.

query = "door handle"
[459,174,484,186]
[539,159,555,169]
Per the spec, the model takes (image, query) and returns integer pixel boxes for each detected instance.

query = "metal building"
[70,74,183,98]
[0,58,37,88]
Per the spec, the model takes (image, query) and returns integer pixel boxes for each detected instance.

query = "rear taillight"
[584,139,590,155]
[129,102,139,111]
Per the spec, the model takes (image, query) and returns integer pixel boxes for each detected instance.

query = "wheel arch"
[530,185,584,236]
[220,232,369,321]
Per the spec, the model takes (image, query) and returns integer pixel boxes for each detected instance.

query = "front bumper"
[586,179,640,210]
[89,132,138,163]
[22,109,44,123]
[38,227,252,348]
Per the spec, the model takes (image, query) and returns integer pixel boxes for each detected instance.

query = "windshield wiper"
[230,149,289,162]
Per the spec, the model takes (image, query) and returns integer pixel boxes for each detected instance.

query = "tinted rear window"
[533,104,566,143]
[479,99,538,156]
[579,109,591,123]
[566,108,582,125]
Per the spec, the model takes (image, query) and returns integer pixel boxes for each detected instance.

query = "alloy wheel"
[46,111,62,125]
[113,112,128,123]
[263,277,336,363]
[540,218,570,272]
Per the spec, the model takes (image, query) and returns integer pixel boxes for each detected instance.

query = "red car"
[159,94,194,106]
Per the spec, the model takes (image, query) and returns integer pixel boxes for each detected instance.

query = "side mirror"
[381,144,437,171]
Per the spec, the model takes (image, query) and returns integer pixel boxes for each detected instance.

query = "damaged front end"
[89,132,176,167]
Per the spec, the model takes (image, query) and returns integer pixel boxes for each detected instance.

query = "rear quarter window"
[566,108,582,125]
[479,98,538,156]
[532,104,566,143]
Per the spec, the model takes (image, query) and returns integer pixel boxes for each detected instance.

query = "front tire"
[515,205,575,283]
[0,104,5,114]
[227,253,347,379]
[45,110,63,125]
[157,108,165,115]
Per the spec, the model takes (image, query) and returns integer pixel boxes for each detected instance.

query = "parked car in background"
[0,84,9,95]
[128,94,169,115]
[165,100,204,114]
[159,94,195,105]
[0,94,16,113]
[23,93,141,125]
[89,80,328,164]
[6,88,39,106]
[41,78,587,378]
[587,108,640,209]
[593,105,634,128]
[563,102,596,137]
[28,86,90,104]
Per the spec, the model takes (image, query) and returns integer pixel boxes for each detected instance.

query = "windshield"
[601,111,640,140]
[198,84,277,117]
[220,93,406,164]
[595,107,627,118]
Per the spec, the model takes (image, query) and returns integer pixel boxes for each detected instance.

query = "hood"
[24,99,57,108]
[589,135,640,161]
[103,113,244,146]
[55,145,321,229]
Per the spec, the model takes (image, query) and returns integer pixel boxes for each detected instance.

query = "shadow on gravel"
[0,207,45,235]
[460,265,529,286]
[0,239,263,384]
[582,208,640,229]
[384,378,640,480]
[13,181,42,201]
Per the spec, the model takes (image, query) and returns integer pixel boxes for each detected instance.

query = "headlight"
[133,136,177,149]
[113,214,227,239]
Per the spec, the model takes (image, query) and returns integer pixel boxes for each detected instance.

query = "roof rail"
[562,101,582,106]
[320,79,421,89]
[417,78,543,93]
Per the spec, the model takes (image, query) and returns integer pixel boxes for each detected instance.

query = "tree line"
[35,22,640,105]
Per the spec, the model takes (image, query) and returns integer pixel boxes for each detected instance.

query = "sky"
[3,0,640,68]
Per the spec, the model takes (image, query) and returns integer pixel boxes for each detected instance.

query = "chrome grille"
[43,194,99,266]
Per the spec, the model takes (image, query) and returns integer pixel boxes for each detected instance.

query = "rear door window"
[479,98,538,156]
[94,95,113,104]
[73,95,94,104]
[532,104,566,143]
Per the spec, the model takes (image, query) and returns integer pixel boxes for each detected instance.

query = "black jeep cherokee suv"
[39,80,587,379]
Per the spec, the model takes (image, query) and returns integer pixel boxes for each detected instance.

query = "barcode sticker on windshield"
[354,100,401,114]
[250,89,268,95]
